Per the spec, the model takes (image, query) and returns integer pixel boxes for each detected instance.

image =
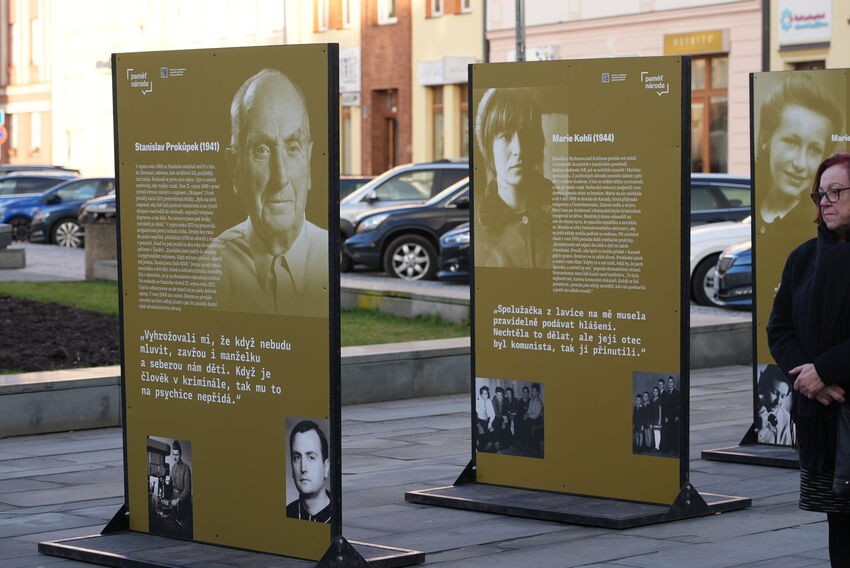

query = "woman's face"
[767,104,831,199]
[818,163,850,235]
[492,128,534,189]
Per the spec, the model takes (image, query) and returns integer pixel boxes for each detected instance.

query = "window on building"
[691,55,728,173]
[30,17,43,67]
[8,114,18,156]
[377,0,398,24]
[342,0,352,27]
[432,87,445,160]
[792,60,826,70]
[31,112,41,155]
[459,85,469,158]
[315,0,329,32]
[341,103,352,174]
[428,0,444,18]
[9,19,19,83]
[461,0,473,13]
[386,93,398,170]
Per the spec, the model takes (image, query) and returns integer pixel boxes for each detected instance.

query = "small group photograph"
[631,372,680,458]
[285,416,332,524]
[475,377,544,459]
[146,436,193,540]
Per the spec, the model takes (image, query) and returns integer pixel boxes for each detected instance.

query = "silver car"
[339,160,468,270]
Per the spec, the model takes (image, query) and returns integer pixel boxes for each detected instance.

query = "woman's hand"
[814,384,846,406]
[790,363,827,399]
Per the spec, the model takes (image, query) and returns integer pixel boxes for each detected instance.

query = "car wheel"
[383,235,437,281]
[9,217,30,241]
[52,219,83,248]
[340,235,352,272]
[691,253,722,307]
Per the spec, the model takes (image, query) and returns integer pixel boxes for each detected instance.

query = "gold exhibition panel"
[753,70,850,367]
[472,57,685,505]
[115,45,333,561]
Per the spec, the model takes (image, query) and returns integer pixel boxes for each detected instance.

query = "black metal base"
[39,532,424,568]
[700,422,799,469]
[405,482,750,530]
[701,444,799,469]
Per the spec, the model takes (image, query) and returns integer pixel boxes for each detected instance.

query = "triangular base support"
[317,537,371,568]
[100,504,129,534]
[453,460,476,485]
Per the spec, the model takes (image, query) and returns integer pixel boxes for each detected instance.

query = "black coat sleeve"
[814,338,850,387]
[766,247,810,374]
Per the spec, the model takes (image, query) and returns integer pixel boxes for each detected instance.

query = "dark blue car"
[344,179,469,280]
[0,177,115,245]
[714,240,752,309]
[437,222,470,282]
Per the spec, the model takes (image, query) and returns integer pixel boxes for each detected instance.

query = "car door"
[690,183,731,225]
[346,168,439,221]
[710,180,751,222]
[439,188,470,235]
[53,179,102,207]
[437,168,469,196]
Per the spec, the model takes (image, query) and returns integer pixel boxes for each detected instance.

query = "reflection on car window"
[440,170,468,194]
[447,189,469,206]
[716,185,750,208]
[691,186,722,211]
[57,181,98,201]
[376,171,435,201]
[99,181,116,195]
[0,177,63,195]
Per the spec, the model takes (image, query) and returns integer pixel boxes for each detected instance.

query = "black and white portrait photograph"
[475,377,544,458]
[631,372,680,458]
[756,364,795,446]
[207,67,328,317]
[755,72,844,229]
[285,416,332,523]
[473,87,568,269]
[147,436,193,540]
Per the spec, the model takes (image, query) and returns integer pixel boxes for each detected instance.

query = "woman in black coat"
[767,153,850,566]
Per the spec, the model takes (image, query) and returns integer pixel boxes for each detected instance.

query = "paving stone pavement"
[0,365,831,567]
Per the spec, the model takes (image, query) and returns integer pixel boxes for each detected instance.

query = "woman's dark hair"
[812,153,850,224]
[757,73,841,164]
[475,88,545,176]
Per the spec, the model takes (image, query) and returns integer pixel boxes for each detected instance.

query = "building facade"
[486,0,763,176]
[302,0,483,175]
[1,1,286,175]
[769,0,850,70]
[0,0,51,166]
[411,0,481,164]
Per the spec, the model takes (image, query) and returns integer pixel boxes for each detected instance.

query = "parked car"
[0,164,79,175]
[0,177,115,244]
[714,240,752,309]
[340,175,373,200]
[690,216,751,307]
[78,193,117,224]
[690,173,751,225]
[340,160,468,270]
[344,178,470,280]
[0,171,76,205]
[437,222,470,282]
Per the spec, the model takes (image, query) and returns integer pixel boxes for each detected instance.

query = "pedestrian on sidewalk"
[767,153,850,567]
